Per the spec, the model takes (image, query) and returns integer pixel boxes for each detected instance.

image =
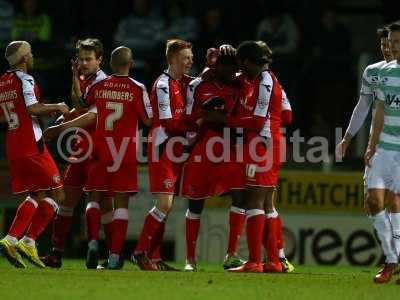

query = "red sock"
[8,197,37,238]
[110,208,128,255]
[149,221,165,261]
[101,210,114,252]
[26,198,57,240]
[135,207,165,254]
[264,217,280,264]
[227,206,246,256]
[52,205,74,251]
[185,210,201,262]
[277,216,284,251]
[86,202,101,242]
[246,209,265,264]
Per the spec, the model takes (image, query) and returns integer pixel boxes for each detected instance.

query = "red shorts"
[181,134,245,199]
[244,135,285,188]
[62,158,91,189]
[243,138,274,188]
[10,147,62,194]
[148,140,184,195]
[84,160,137,193]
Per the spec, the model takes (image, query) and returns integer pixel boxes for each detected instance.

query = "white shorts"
[366,148,400,192]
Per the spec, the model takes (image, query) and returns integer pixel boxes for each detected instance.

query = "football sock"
[101,210,114,252]
[246,209,265,264]
[8,196,37,239]
[110,208,128,255]
[135,207,166,255]
[264,210,280,264]
[52,205,74,251]
[372,210,397,263]
[26,197,58,240]
[227,206,246,256]
[149,220,165,262]
[185,209,201,262]
[86,202,101,243]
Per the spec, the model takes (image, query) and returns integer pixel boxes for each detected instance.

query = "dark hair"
[236,41,269,65]
[216,52,236,66]
[388,22,400,33]
[76,38,103,59]
[377,27,389,39]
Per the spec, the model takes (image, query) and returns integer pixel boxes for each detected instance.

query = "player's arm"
[19,74,70,116]
[336,94,372,158]
[26,102,69,116]
[365,101,384,166]
[44,111,97,141]
[136,86,153,127]
[281,89,292,126]
[71,59,83,108]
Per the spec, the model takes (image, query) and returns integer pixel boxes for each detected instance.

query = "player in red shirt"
[0,41,69,268]
[78,46,152,269]
[40,39,114,269]
[205,41,281,273]
[133,39,197,271]
[180,53,248,271]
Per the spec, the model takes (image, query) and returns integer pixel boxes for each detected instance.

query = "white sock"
[390,212,400,258]
[372,210,398,263]
[5,235,17,245]
[21,236,35,247]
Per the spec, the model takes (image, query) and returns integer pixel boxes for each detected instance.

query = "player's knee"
[46,188,65,204]
[188,199,205,215]
[155,200,172,214]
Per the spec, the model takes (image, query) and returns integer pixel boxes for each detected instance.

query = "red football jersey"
[186,77,238,136]
[84,74,152,164]
[72,69,107,156]
[228,70,282,141]
[0,70,43,160]
[150,72,196,145]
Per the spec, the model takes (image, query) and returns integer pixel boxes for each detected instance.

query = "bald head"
[5,41,32,66]
[110,46,133,71]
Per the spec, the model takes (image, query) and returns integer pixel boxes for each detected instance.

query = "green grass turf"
[0,259,398,300]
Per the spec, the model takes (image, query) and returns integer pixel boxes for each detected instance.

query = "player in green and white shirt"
[337,27,392,156]
[365,22,400,284]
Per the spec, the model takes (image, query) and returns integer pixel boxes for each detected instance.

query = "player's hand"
[206,48,219,67]
[203,110,226,124]
[219,44,236,56]
[43,125,62,141]
[71,58,80,78]
[364,146,376,167]
[57,102,70,115]
[335,139,349,160]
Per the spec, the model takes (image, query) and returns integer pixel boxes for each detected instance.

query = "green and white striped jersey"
[376,60,400,151]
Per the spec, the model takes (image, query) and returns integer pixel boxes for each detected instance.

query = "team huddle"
[337,22,400,284]
[0,36,294,273]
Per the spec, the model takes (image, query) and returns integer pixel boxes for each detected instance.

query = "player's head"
[5,41,33,70]
[110,46,133,74]
[377,26,393,62]
[214,52,238,84]
[236,41,269,79]
[388,22,400,60]
[75,38,103,76]
[166,39,193,76]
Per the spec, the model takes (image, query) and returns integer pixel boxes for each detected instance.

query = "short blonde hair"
[165,39,192,62]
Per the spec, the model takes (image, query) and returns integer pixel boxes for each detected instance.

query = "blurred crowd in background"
[0,0,399,161]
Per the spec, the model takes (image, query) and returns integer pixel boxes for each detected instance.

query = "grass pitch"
[0,259,398,300]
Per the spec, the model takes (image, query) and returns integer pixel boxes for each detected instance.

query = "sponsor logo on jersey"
[385,94,400,107]
[158,86,168,94]
[163,179,173,189]
[159,101,169,111]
